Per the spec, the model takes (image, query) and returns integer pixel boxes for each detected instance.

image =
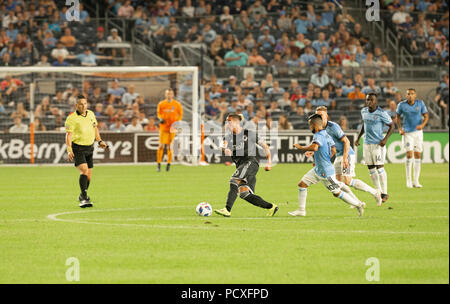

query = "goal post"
[0,66,200,165]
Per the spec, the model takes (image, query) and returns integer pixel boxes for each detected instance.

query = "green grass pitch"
[0,163,448,283]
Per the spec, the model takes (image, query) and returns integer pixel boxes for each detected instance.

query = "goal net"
[0,66,199,165]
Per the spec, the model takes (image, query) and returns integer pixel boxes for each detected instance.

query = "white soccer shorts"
[402,130,423,153]
[301,168,342,195]
[334,154,356,177]
[363,144,386,166]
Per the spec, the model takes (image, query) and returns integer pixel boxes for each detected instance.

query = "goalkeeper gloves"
[159,118,165,124]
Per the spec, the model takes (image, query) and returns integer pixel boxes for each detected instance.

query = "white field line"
[43,208,449,235]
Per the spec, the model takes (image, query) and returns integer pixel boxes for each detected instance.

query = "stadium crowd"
[0,0,448,132]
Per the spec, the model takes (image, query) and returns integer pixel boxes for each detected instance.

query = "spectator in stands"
[298,90,313,107]
[43,31,57,50]
[257,26,275,52]
[144,116,158,132]
[93,103,103,118]
[248,48,267,66]
[121,84,139,105]
[379,54,394,76]
[435,74,449,127]
[117,0,135,18]
[342,78,355,96]
[0,51,11,66]
[348,84,365,109]
[224,44,248,67]
[300,46,316,67]
[361,52,380,77]
[34,117,47,131]
[202,23,217,45]
[125,116,143,132]
[310,67,330,88]
[10,102,29,119]
[52,54,69,66]
[107,28,127,59]
[9,117,28,133]
[385,100,398,125]
[321,89,336,109]
[277,10,292,32]
[35,54,50,67]
[278,113,293,130]
[51,41,69,60]
[67,48,112,66]
[107,80,126,102]
[267,81,284,94]
[163,26,180,60]
[1,74,24,105]
[60,27,76,49]
[383,81,399,98]
[362,78,381,95]
[11,46,25,65]
[294,12,311,35]
[277,92,291,110]
[338,115,349,131]
[240,73,258,89]
[110,117,126,132]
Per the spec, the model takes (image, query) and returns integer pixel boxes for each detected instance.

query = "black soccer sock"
[79,174,89,199]
[225,182,239,212]
[87,179,90,190]
[243,193,273,209]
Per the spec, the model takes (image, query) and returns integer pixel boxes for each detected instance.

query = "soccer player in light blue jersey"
[396,88,429,188]
[288,114,365,217]
[313,106,382,206]
[356,93,395,203]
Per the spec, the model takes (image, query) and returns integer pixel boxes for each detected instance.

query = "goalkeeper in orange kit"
[156,88,183,172]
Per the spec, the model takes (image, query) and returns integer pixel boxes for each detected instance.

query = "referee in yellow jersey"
[65,95,108,208]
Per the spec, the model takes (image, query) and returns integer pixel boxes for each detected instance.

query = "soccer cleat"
[406,181,413,188]
[356,202,366,217]
[413,182,423,188]
[166,163,171,172]
[214,207,231,217]
[374,189,383,207]
[78,195,93,208]
[266,204,279,217]
[381,193,389,202]
[156,163,161,172]
[288,209,306,217]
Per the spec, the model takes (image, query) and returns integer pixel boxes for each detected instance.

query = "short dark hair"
[367,92,378,99]
[407,88,416,92]
[308,113,323,125]
[77,94,86,101]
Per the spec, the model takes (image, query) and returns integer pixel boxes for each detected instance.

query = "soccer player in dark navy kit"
[214,113,279,217]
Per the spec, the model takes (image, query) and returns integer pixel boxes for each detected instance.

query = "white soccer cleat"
[374,189,382,207]
[406,181,413,188]
[413,182,423,188]
[356,202,366,217]
[288,210,306,217]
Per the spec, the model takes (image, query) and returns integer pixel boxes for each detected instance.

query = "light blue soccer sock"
[369,168,381,191]
[298,188,307,211]
[338,191,360,207]
[405,158,413,184]
[377,168,388,195]
[350,179,377,196]
[413,159,421,184]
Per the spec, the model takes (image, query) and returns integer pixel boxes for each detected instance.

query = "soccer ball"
[196,202,213,216]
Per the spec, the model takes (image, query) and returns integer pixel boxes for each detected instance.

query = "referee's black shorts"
[72,142,94,168]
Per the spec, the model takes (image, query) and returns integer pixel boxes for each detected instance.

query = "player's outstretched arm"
[293,143,319,152]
